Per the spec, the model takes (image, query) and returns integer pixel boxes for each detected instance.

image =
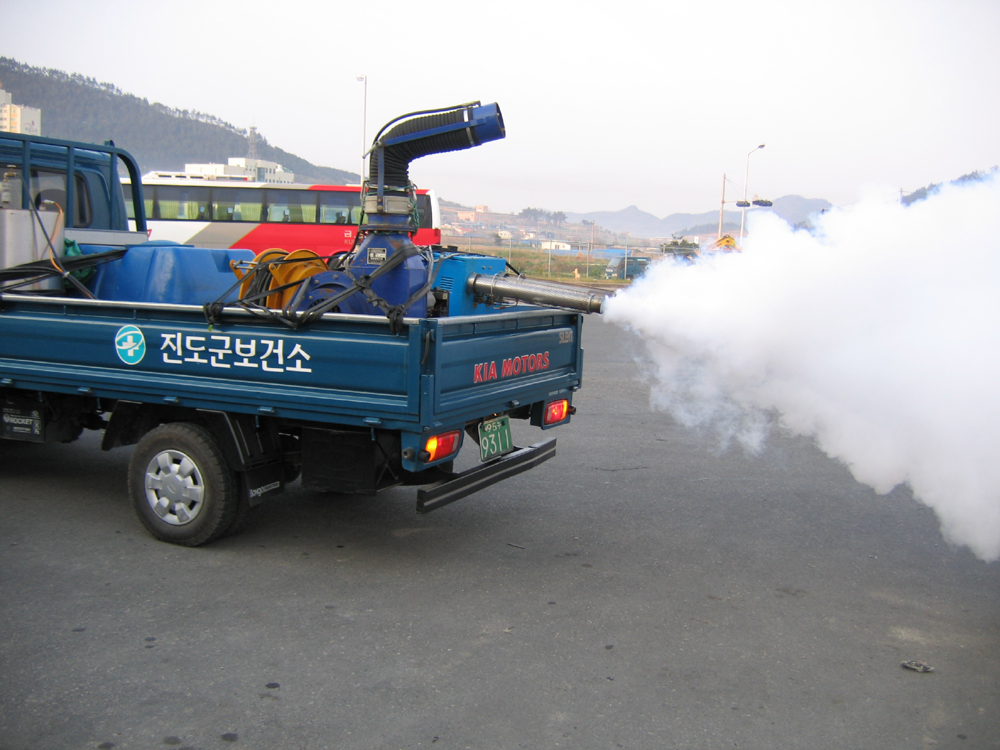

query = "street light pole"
[739,144,765,244]
[718,172,727,239]
[587,221,597,280]
[356,74,368,186]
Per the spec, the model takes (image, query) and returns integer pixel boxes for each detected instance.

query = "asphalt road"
[2,316,998,750]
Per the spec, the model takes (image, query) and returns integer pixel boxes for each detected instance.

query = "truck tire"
[220,488,254,539]
[129,422,238,546]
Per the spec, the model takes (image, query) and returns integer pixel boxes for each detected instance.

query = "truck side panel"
[0,297,423,427]
[1,299,585,432]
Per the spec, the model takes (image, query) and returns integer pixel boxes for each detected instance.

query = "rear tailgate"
[427,309,583,425]
[412,308,583,511]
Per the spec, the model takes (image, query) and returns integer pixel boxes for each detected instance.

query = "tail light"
[421,430,462,463]
[543,399,570,425]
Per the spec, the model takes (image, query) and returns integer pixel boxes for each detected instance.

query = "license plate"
[478,416,513,462]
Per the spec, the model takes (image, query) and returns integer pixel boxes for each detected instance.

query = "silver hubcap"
[143,449,205,526]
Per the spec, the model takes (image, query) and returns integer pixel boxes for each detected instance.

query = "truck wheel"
[220,484,254,539]
[129,422,238,546]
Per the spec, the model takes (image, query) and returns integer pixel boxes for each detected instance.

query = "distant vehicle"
[122,178,441,257]
[660,235,741,265]
[660,238,701,261]
[706,234,741,253]
[605,255,651,280]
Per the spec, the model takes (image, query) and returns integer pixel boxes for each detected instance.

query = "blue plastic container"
[83,243,253,305]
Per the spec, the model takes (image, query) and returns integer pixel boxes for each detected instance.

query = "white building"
[146,158,295,183]
[540,240,571,251]
[0,87,42,135]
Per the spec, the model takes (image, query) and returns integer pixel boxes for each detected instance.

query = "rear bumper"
[415,438,557,513]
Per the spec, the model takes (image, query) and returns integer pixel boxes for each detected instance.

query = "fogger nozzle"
[468,274,608,314]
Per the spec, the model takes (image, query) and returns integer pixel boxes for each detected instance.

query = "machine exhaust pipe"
[468,274,608,314]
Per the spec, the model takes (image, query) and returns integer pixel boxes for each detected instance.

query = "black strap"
[0,247,128,294]
[286,243,424,332]
[204,243,430,334]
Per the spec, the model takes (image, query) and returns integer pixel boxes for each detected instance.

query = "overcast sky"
[3,0,998,218]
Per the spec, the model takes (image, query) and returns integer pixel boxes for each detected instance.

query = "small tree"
[519,207,542,225]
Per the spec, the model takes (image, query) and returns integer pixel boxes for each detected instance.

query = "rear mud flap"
[415,438,557,513]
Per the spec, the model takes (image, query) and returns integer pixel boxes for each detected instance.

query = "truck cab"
[1,133,148,278]
[605,255,650,280]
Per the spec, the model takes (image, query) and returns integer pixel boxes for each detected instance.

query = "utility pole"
[739,144,765,243]
[718,173,727,239]
[356,75,368,185]
[588,221,595,279]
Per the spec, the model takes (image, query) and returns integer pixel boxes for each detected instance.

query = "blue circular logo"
[115,325,146,365]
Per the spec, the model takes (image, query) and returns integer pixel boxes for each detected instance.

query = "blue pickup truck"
[0,104,605,545]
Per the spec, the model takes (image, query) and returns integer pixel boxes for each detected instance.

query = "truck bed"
[0,292,583,434]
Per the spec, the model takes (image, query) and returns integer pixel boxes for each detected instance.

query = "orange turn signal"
[543,399,570,425]
[423,430,462,463]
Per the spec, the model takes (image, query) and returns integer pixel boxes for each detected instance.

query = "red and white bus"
[122,177,441,257]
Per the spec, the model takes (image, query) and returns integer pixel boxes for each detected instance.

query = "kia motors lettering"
[473,352,550,383]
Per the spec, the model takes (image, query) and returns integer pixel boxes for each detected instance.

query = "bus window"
[415,193,432,228]
[265,190,317,223]
[212,187,262,222]
[318,191,362,225]
[122,182,154,222]
[155,185,210,220]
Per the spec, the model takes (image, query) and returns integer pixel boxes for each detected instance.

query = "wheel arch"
[103,402,284,472]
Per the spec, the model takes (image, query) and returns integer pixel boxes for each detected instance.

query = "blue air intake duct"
[367,102,505,198]
[363,102,504,222]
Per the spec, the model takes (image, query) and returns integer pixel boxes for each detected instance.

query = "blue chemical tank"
[84,243,253,305]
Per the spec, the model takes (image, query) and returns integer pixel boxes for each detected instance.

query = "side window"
[28,169,92,227]
[30,169,66,211]
[212,188,262,222]
[318,191,362,224]
[74,174,92,227]
[155,185,210,220]
[264,190,317,223]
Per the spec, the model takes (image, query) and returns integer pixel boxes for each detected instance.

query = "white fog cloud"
[606,176,1000,561]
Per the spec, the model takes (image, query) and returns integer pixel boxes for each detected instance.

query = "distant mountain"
[0,57,358,185]
[566,195,832,239]
[769,195,833,226]
[564,205,672,237]
[902,167,998,205]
